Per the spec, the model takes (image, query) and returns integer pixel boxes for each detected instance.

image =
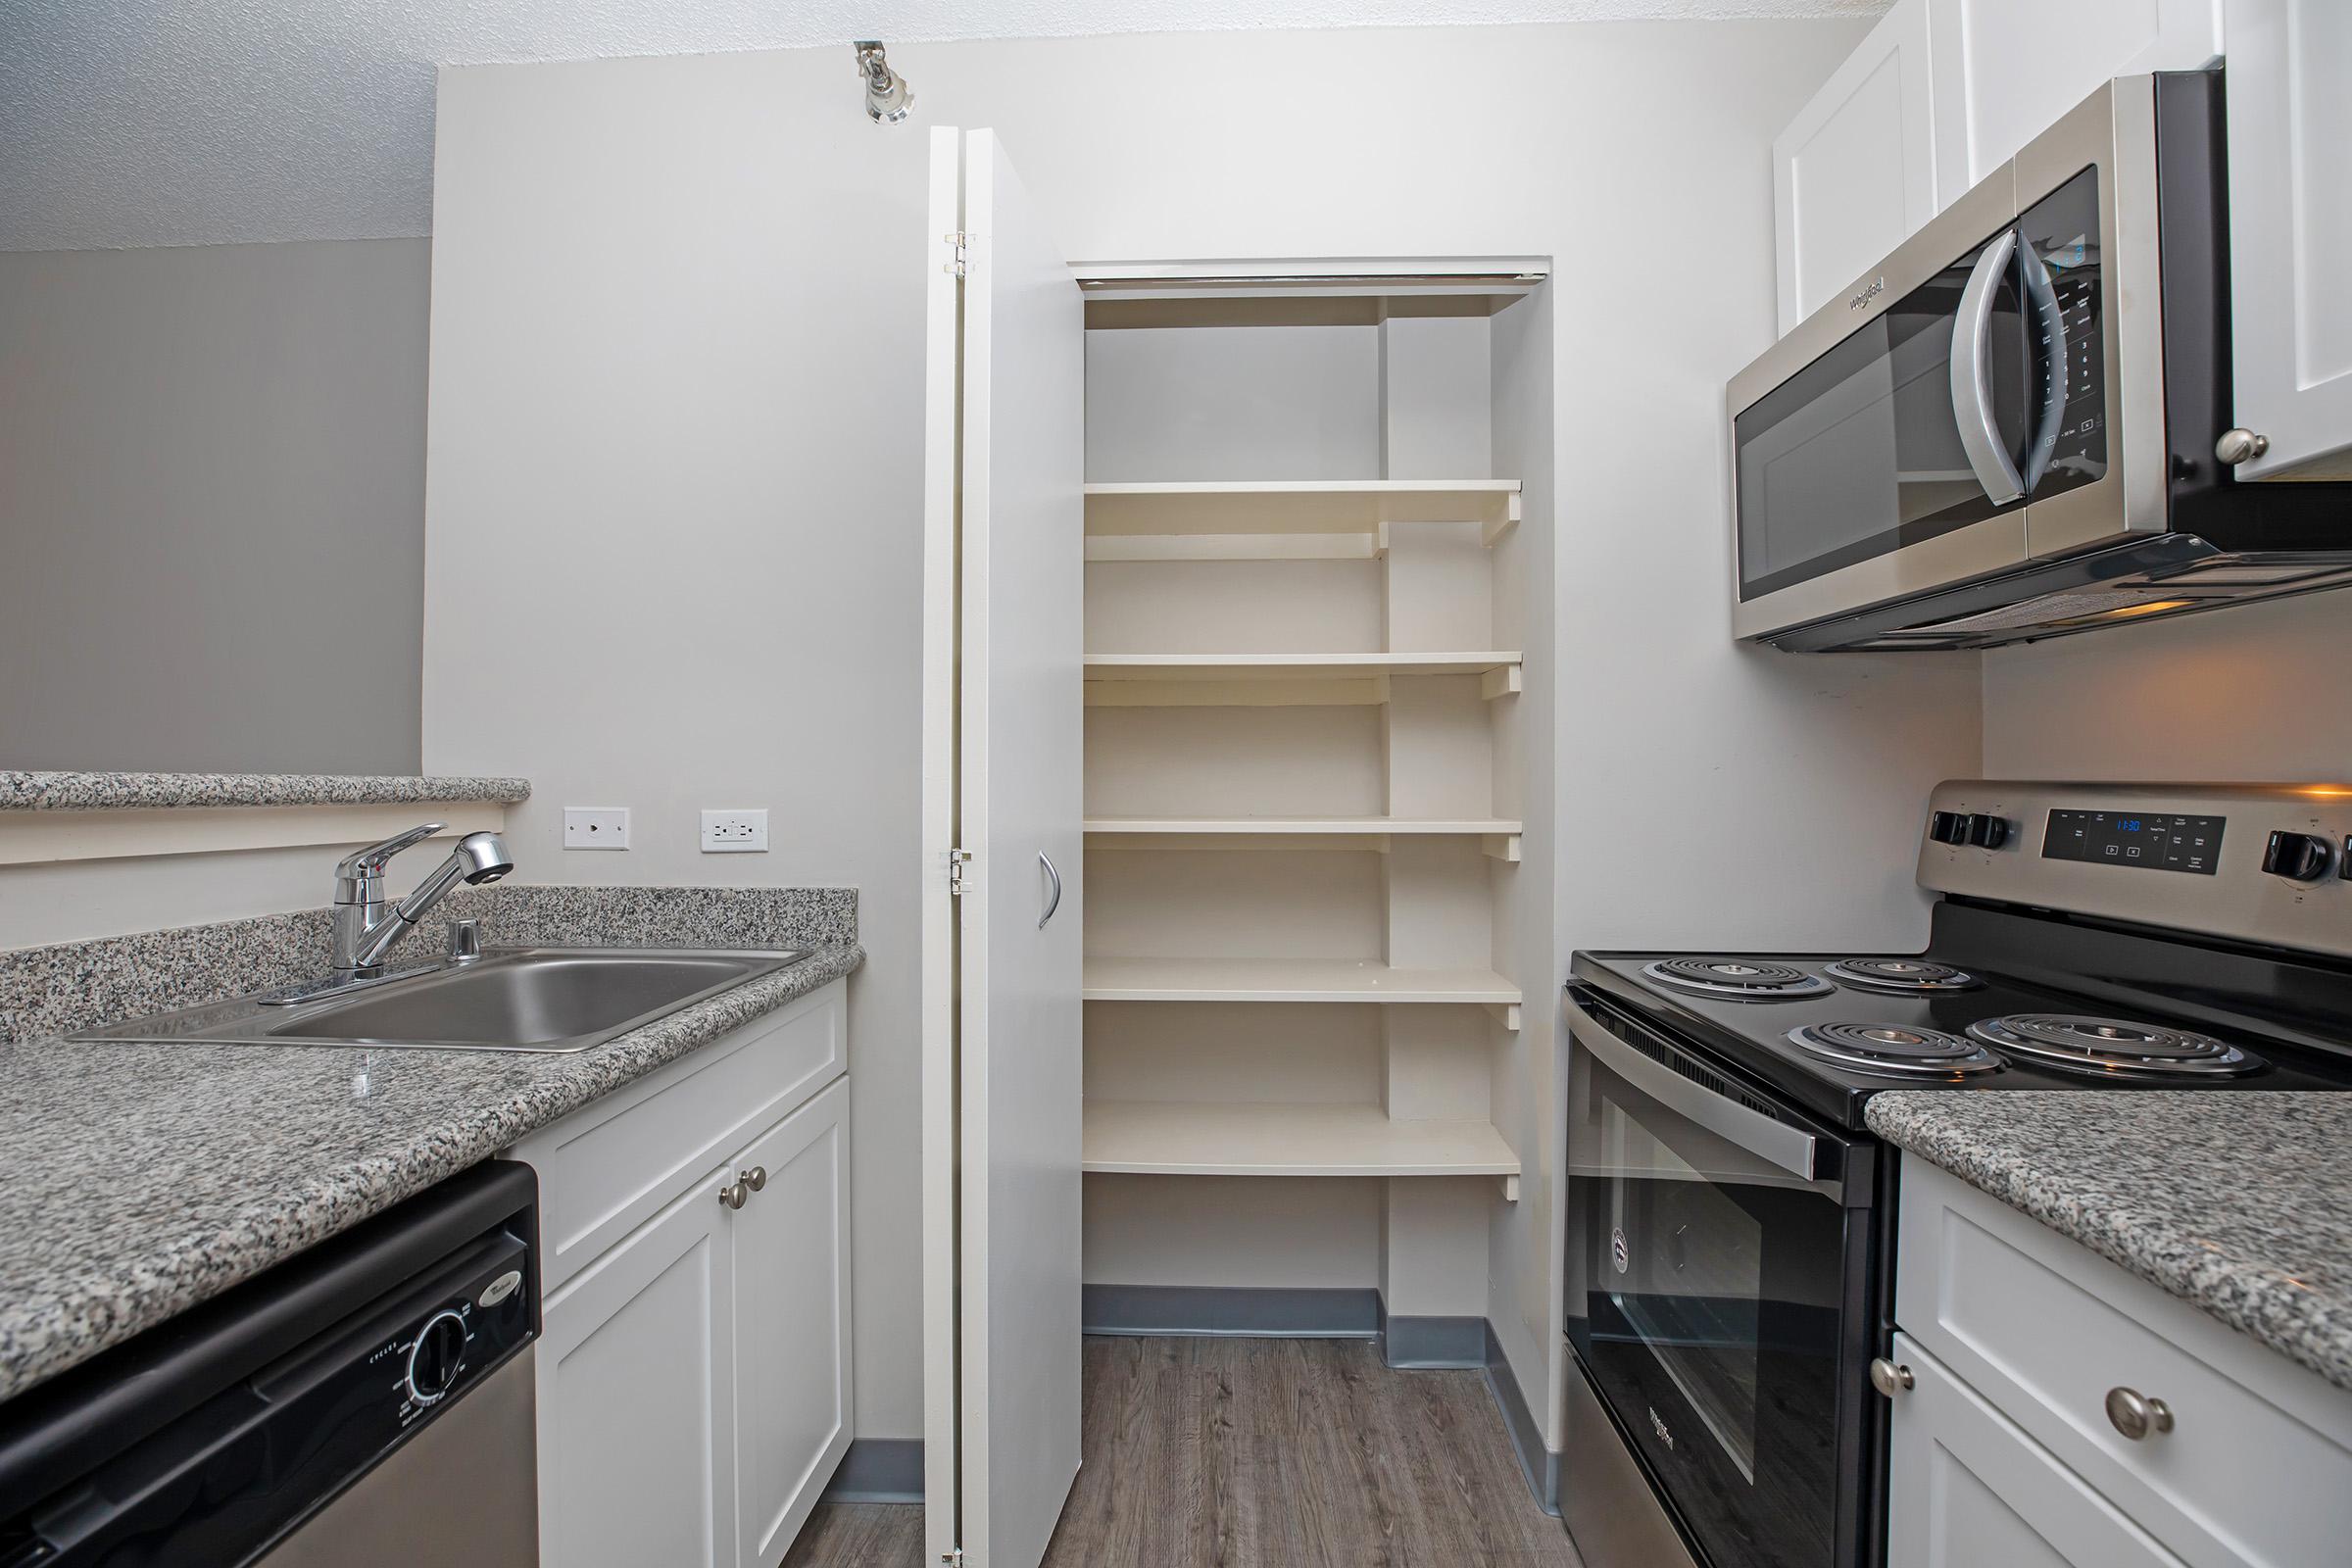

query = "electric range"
[1558,781,2352,1568]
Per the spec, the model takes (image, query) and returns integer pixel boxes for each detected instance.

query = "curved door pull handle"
[1038,851,1062,929]
[1949,228,2027,506]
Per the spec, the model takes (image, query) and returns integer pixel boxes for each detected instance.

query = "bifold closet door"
[919,127,1087,1568]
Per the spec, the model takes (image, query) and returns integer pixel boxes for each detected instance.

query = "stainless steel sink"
[72,948,806,1054]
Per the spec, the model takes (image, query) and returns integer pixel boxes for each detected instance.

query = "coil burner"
[1966,1014,2265,1079]
[1641,960,1837,1001]
[1787,1022,2004,1079]
[1823,958,1984,995]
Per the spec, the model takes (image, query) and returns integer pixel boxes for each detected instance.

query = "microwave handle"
[1565,999,1818,1181]
[1950,227,2027,506]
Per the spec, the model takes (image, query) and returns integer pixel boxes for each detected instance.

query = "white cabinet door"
[1886,1334,2189,1568]
[732,1078,853,1568]
[539,1172,738,1568]
[2224,0,2352,478]
[1773,0,1942,331]
[1928,0,2225,197]
[919,125,1087,1568]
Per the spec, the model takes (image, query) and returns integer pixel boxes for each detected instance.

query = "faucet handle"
[337,822,445,879]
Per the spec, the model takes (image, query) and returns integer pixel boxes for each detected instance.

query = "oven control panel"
[1918,781,2352,960]
[2040,809,2225,874]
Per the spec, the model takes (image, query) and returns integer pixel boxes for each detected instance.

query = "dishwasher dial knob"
[405,1309,469,1405]
[1964,813,2010,850]
[2263,830,2335,883]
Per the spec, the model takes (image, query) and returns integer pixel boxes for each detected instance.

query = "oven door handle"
[1949,227,2027,506]
[1566,1000,1819,1181]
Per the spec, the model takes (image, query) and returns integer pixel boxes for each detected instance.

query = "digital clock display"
[2042,809,2224,875]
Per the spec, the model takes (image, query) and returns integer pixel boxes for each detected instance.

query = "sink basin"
[72,948,805,1054]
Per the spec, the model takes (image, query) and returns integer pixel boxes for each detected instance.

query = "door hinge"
[944,231,970,278]
[941,1550,965,1566]
[948,848,972,896]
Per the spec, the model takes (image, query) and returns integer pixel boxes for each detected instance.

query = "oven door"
[1563,994,1878,1568]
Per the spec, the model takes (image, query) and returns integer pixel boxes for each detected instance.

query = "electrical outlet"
[701,808,768,853]
[563,807,630,850]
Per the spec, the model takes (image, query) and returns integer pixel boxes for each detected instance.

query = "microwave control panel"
[2019,165,2108,499]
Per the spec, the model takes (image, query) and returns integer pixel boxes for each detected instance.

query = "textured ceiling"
[0,0,1886,251]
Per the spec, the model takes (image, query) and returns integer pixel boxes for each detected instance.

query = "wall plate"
[563,807,630,850]
[701,808,768,853]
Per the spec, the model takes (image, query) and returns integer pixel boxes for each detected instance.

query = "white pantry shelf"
[1083,1101,1521,1182]
[1085,651,1520,680]
[1085,815,1519,836]
[1085,479,1522,549]
[1083,956,1522,1005]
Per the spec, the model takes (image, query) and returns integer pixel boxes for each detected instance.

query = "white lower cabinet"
[731,1082,853,1565]
[515,980,854,1568]
[1888,1332,2185,1568]
[538,1165,739,1568]
[1888,1157,2352,1568]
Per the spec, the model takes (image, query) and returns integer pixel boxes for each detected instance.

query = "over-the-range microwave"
[1728,71,2352,652]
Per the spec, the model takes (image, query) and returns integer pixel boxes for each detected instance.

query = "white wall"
[1983,592,2352,780]
[424,16,1976,1446]
[0,240,431,773]
[422,59,934,1438]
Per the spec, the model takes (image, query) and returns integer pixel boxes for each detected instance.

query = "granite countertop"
[0,887,858,1405]
[1868,1092,2352,1393]
[0,771,531,810]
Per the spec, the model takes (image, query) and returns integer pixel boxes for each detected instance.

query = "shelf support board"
[1481,833,1523,863]
[1479,665,1523,701]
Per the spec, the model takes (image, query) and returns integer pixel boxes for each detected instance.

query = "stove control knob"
[1964,813,2010,851]
[1929,810,1969,846]
[2263,830,2335,883]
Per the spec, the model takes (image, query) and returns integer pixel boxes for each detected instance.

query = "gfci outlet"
[701,808,768,853]
[564,807,631,850]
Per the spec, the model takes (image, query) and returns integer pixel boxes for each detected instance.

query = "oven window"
[1605,1098,1765,1481]
[1734,237,2030,603]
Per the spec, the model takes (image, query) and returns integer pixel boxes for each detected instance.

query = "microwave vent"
[1911,586,2164,634]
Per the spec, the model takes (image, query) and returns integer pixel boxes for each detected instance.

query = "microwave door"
[1730,227,2033,631]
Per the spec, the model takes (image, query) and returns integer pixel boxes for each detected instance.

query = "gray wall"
[0,238,429,772]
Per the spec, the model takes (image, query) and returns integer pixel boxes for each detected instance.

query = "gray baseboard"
[819,1437,924,1504]
[1083,1283,1381,1338]
[1380,1311,1487,1369]
[1482,1321,1561,1516]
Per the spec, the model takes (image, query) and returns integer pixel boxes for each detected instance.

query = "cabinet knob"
[2104,1386,2174,1441]
[1869,1357,1915,1398]
[718,1178,750,1210]
[743,1165,768,1193]
[2216,428,2271,466]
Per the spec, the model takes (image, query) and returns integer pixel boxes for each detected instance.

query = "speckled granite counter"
[0,887,860,1404]
[0,771,530,810]
[1868,1093,2352,1393]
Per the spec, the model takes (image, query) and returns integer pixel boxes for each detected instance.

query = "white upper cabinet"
[1928,0,2225,194]
[1774,0,2225,336]
[2223,0,2352,478]
[1773,0,1942,331]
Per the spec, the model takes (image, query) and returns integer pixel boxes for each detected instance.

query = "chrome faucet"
[333,824,515,975]
[263,823,514,1004]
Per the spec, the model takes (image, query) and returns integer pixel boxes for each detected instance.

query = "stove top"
[1573,913,2352,1132]
[1573,782,2352,1131]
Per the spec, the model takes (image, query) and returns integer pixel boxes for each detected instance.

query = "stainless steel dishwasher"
[0,1161,539,1568]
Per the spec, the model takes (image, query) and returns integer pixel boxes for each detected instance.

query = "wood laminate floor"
[784,1336,1585,1568]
